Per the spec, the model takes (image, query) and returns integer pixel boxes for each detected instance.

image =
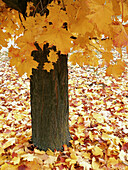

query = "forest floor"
[0,51,128,169]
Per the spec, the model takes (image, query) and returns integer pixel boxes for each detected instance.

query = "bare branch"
[40,0,43,11]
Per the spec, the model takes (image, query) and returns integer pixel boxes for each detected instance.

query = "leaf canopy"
[0,0,128,77]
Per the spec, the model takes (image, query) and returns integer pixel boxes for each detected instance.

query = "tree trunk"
[2,0,70,151]
[30,44,70,151]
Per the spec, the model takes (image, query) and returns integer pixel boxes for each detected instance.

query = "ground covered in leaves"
[0,51,128,169]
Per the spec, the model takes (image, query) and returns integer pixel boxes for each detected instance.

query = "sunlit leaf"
[43,62,54,72]
[48,50,58,63]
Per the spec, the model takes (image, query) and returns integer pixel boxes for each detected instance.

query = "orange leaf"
[113,26,128,47]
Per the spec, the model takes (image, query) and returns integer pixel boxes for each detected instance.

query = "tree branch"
[2,0,27,16]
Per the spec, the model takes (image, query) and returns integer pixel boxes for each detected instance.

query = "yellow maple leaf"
[112,25,128,47]
[10,56,38,77]
[89,131,94,141]
[116,47,122,55]
[22,14,47,36]
[0,147,4,155]
[92,157,100,170]
[36,27,72,54]
[46,148,54,156]
[44,155,57,165]
[25,160,42,170]
[102,133,111,140]
[48,50,58,63]
[121,2,128,22]
[21,153,36,161]
[70,153,77,160]
[106,59,126,78]
[43,62,54,72]
[82,152,91,159]
[3,138,15,149]
[8,46,20,58]
[34,148,45,155]
[87,1,113,34]
[69,17,94,36]
[119,150,126,162]
[11,156,20,165]
[16,30,35,48]
[69,52,86,66]
[73,33,90,48]
[0,156,5,166]
[112,0,121,16]
[107,157,119,167]
[102,52,114,66]
[47,2,69,28]
[0,29,9,47]
[67,1,93,35]
[92,146,103,156]
[86,55,99,67]
[1,163,18,170]
[26,2,35,17]
[66,1,79,24]
[93,113,104,123]
[100,38,113,52]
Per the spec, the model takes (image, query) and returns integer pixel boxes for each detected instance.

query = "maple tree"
[0,0,128,152]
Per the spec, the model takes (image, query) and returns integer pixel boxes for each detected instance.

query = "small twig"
[89,43,103,53]
[122,161,128,166]
[33,2,40,16]
[19,12,25,29]
[61,0,66,10]
[40,0,44,11]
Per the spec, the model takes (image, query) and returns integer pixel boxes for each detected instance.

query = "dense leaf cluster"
[0,0,127,76]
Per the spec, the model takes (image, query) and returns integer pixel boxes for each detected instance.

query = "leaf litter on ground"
[0,50,128,169]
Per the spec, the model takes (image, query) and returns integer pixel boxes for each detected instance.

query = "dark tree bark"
[2,0,27,15]
[2,0,52,16]
[32,0,52,8]
[30,43,70,151]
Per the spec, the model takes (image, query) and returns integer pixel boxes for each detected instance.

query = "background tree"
[0,0,127,151]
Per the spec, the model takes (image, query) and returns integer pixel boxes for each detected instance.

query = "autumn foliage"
[0,0,128,169]
[0,0,127,77]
